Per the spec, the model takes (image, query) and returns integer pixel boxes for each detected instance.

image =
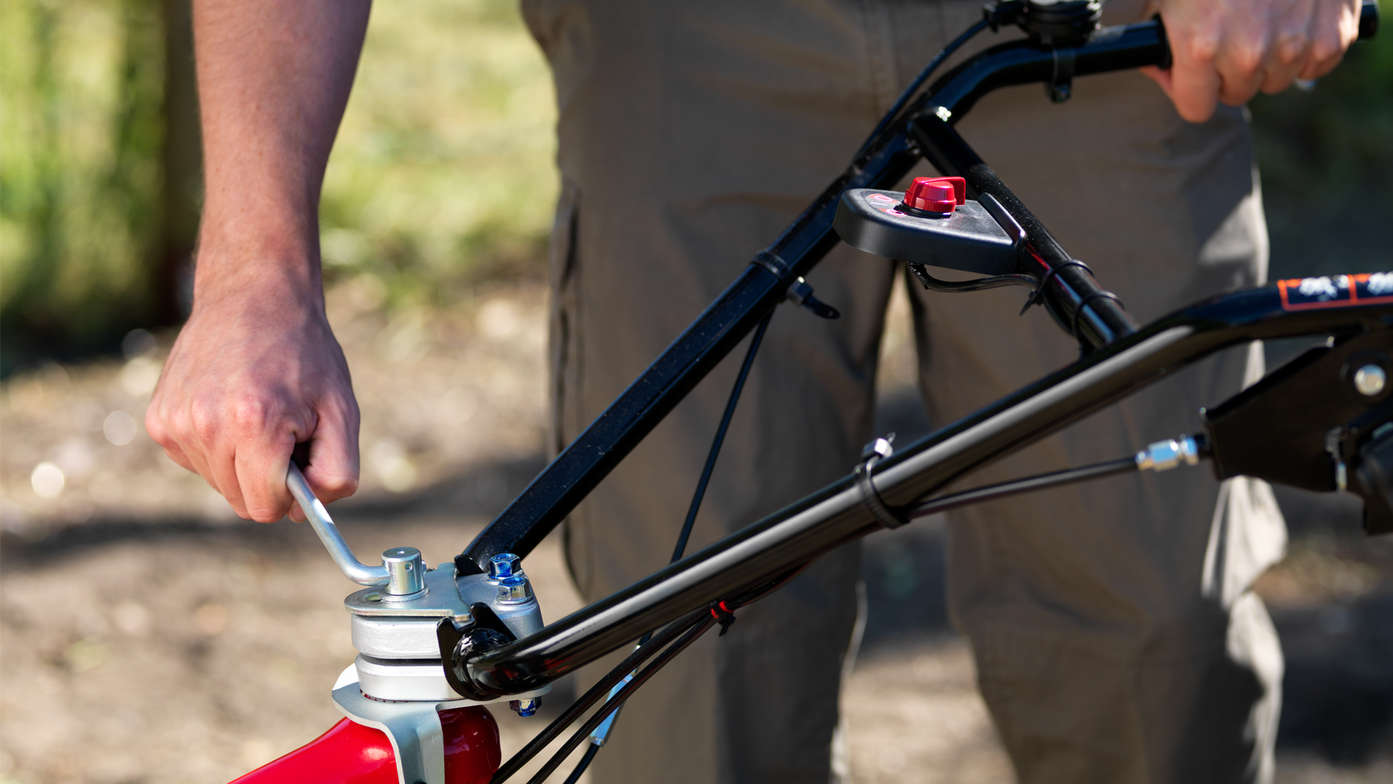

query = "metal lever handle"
[286,462,390,587]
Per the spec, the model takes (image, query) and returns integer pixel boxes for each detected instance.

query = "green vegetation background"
[2,0,1389,377]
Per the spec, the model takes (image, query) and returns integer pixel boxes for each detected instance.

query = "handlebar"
[448,1,1385,699]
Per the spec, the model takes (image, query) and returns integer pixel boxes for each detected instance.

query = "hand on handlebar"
[1143,0,1363,122]
[145,266,360,523]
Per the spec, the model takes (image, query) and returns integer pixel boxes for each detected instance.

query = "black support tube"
[908,112,1137,348]
[457,291,1393,697]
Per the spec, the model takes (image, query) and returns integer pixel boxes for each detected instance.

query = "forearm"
[192,0,371,302]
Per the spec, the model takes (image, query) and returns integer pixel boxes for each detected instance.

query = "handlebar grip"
[1359,0,1379,40]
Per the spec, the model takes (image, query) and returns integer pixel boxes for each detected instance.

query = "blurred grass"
[1,0,165,371]
[1,0,1388,374]
[0,0,556,376]
[319,0,557,307]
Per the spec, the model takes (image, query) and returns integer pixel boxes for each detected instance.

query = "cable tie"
[751,250,790,277]
[1070,289,1125,342]
[1019,259,1096,314]
[709,601,737,636]
[855,436,909,529]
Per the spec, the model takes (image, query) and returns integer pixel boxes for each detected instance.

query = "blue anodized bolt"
[489,552,532,603]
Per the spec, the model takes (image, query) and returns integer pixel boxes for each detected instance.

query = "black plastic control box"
[833,188,1025,275]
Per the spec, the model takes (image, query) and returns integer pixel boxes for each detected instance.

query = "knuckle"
[189,401,219,442]
[1183,33,1219,64]
[144,407,170,445]
[1228,39,1264,73]
[319,474,359,500]
[1274,32,1304,65]
[231,394,272,432]
[1310,35,1343,66]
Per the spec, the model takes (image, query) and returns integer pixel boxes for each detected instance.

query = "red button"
[902,176,966,214]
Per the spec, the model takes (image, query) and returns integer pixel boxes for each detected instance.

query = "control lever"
[286,462,424,594]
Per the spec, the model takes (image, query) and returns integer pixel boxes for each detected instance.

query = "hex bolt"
[509,698,540,718]
[1353,364,1387,398]
[382,546,426,597]
[489,553,533,604]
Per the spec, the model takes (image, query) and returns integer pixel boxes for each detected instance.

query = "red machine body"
[230,706,501,784]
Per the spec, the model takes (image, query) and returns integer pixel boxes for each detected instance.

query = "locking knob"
[901,176,966,215]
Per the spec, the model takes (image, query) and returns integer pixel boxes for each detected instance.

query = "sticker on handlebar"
[1278,272,1393,310]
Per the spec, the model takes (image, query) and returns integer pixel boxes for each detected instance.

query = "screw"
[489,553,520,581]
[1353,364,1387,397]
[509,698,540,718]
[489,553,533,604]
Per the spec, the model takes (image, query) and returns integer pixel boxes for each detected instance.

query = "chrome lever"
[285,462,397,589]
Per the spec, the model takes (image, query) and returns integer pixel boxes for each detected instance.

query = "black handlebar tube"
[455,4,1382,695]
[458,292,1393,698]
[455,20,1177,575]
[453,130,922,576]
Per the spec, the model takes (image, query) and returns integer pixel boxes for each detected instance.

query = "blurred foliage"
[1250,0,1393,278]
[1,0,166,374]
[1,0,556,376]
[319,0,558,307]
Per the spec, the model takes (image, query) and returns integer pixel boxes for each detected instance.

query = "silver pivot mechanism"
[285,463,547,784]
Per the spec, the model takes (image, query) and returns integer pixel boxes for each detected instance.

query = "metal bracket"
[333,666,449,784]
[855,436,909,528]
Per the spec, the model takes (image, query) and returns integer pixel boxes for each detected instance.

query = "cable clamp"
[709,600,737,636]
[786,277,841,319]
[1070,289,1125,343]
[855,435,909,529]
[1048,43,1076,102]
[1019,258,1095,314]
[751,250,790,277]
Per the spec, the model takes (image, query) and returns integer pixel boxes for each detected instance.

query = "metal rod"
[285,463,388,587]
[907,455,1141,520]
[456,291,1393,697]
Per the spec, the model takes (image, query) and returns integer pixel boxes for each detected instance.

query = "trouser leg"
[527,0,1286,780]
[527,3,905,779]
[886,3,1287,780]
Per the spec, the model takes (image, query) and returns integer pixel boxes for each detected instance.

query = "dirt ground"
[3,280,1392,783]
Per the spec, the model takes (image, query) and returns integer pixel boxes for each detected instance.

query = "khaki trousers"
[523,1,1287,781]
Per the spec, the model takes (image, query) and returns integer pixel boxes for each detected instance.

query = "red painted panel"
[230,706,500,784]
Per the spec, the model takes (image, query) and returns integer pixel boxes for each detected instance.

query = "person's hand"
[1142,0,1363,122]
[146,267,360,523]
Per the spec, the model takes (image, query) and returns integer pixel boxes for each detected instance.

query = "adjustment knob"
[901,176,966,215]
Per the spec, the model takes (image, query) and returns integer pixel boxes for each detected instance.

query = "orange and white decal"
[1278,272,1393,310]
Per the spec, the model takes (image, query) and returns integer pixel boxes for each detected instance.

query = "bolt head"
[509,698,540,718]
[1354,364,1387,398]
[489,553,520,580]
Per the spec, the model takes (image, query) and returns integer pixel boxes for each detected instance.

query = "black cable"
[852,18,991,162]
[526,617,717,784]
[668,313,773,566]
[490,611,707,783]
[907,262,1038,294]
[560,746,598,784]
[553,314,774,783]
[906,455,1140,519]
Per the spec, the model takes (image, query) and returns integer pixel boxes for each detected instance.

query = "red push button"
[902,176,966,214]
